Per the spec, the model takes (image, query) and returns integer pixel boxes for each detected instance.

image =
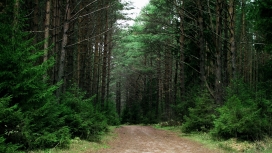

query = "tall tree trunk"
[197,0,205,87]
[116,80,121,117]
[101,1,109,108]
[215,0,223,105]
[52,0,60,85]
[178,0,185,100]
[57,0,71,97]
[13,0,20,38]
[223,3,229,87]
[44,0,51,63]
[93,9,101,103]
[33,0,39,44]
[173,59,178,105]
[77,3,83,87]
[157,50,162,118]
[106,25,113,101]
[164,47,172,119]
[229,0,236,78]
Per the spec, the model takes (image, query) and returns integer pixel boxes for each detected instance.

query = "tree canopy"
[1,0,272,152]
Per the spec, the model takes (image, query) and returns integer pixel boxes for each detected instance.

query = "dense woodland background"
[0,0,272,152]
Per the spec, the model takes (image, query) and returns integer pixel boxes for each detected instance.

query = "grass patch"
[153,124,272,153]
[153,124,181,132]
[184,133,272,153]
[29,126,118,153]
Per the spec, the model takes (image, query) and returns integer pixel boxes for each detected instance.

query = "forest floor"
[89,125,222,153]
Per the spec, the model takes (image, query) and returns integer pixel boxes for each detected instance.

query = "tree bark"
[116,80,121,117]
[33,0,39,44]
[215,0,223,105]
[178,0,185,100]
[101,1,109,107]
[197,0,205,87]
[12,0,20,38]
[57,0,71,97]
[44,0,51,63]
[51,0,60,85]
[229,0,236,79]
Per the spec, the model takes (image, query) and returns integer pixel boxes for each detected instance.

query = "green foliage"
[250,0,272,53]
[103,101,120,126]
[211,95,261,140]
[0,96,22,153]
[258,59,272,100]
[182,90,215,133]
[211,79,272,140]
[0,1,71,149]
[256,91,272,136]
[0,1,113,151]
[121,103,143,124]
[173,85,201,121]
[0,137,21,153]
[60,86,108,142]
[121,106,131,124]
[21,100,71,149]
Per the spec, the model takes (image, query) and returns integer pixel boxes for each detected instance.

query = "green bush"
[256,96,272,136]
[0,1,114,151]
[103,101,120,126]
[60,86,108,141]
[0,137,22,153]
[173,85,203,122]
[182,90,215,133]
[21,99,71,149]
[0,96,22,153]
[211,95,261,140]
[211,79,268,140]
[0,2,71,150]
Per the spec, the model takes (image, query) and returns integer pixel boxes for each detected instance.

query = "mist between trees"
[0,0,272,152]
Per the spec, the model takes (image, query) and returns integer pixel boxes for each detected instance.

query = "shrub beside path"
[88,125,222,153]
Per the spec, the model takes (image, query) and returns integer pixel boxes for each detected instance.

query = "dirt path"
[90,125,221,153]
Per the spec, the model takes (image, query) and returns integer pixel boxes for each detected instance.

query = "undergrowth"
[30,126,118,153]
[154,125,272,153]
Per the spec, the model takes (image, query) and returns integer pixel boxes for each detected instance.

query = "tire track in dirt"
[89,125,222,153]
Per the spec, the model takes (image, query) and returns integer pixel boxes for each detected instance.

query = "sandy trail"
[88,125,221,153]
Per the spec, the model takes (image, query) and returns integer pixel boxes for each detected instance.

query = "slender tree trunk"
[33,0,39,44]
[173,59,178,105]
[101,2,109,107]
[164,47,172,119]
[52,0,60,85]
[223,4,229,87]
[77,3,83,87]
[178,0,185,100]
[12,0,20,38]
[57,0,71,97]
[229,0,236,78]
[116,80,121,117]
[93,10,101,102]
[197,0,205,87]
[157,50,162,118]
[66,9,75,88]
[215,0,223,105]
[106,26,113,101]
[44,0,51,63]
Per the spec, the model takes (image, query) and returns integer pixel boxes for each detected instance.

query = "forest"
[0,0,272,152]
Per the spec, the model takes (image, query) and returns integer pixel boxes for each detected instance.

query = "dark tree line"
[1,0,272,151]
[113,0,272,140]
[0,0,125,152]
[25,0,120,105]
